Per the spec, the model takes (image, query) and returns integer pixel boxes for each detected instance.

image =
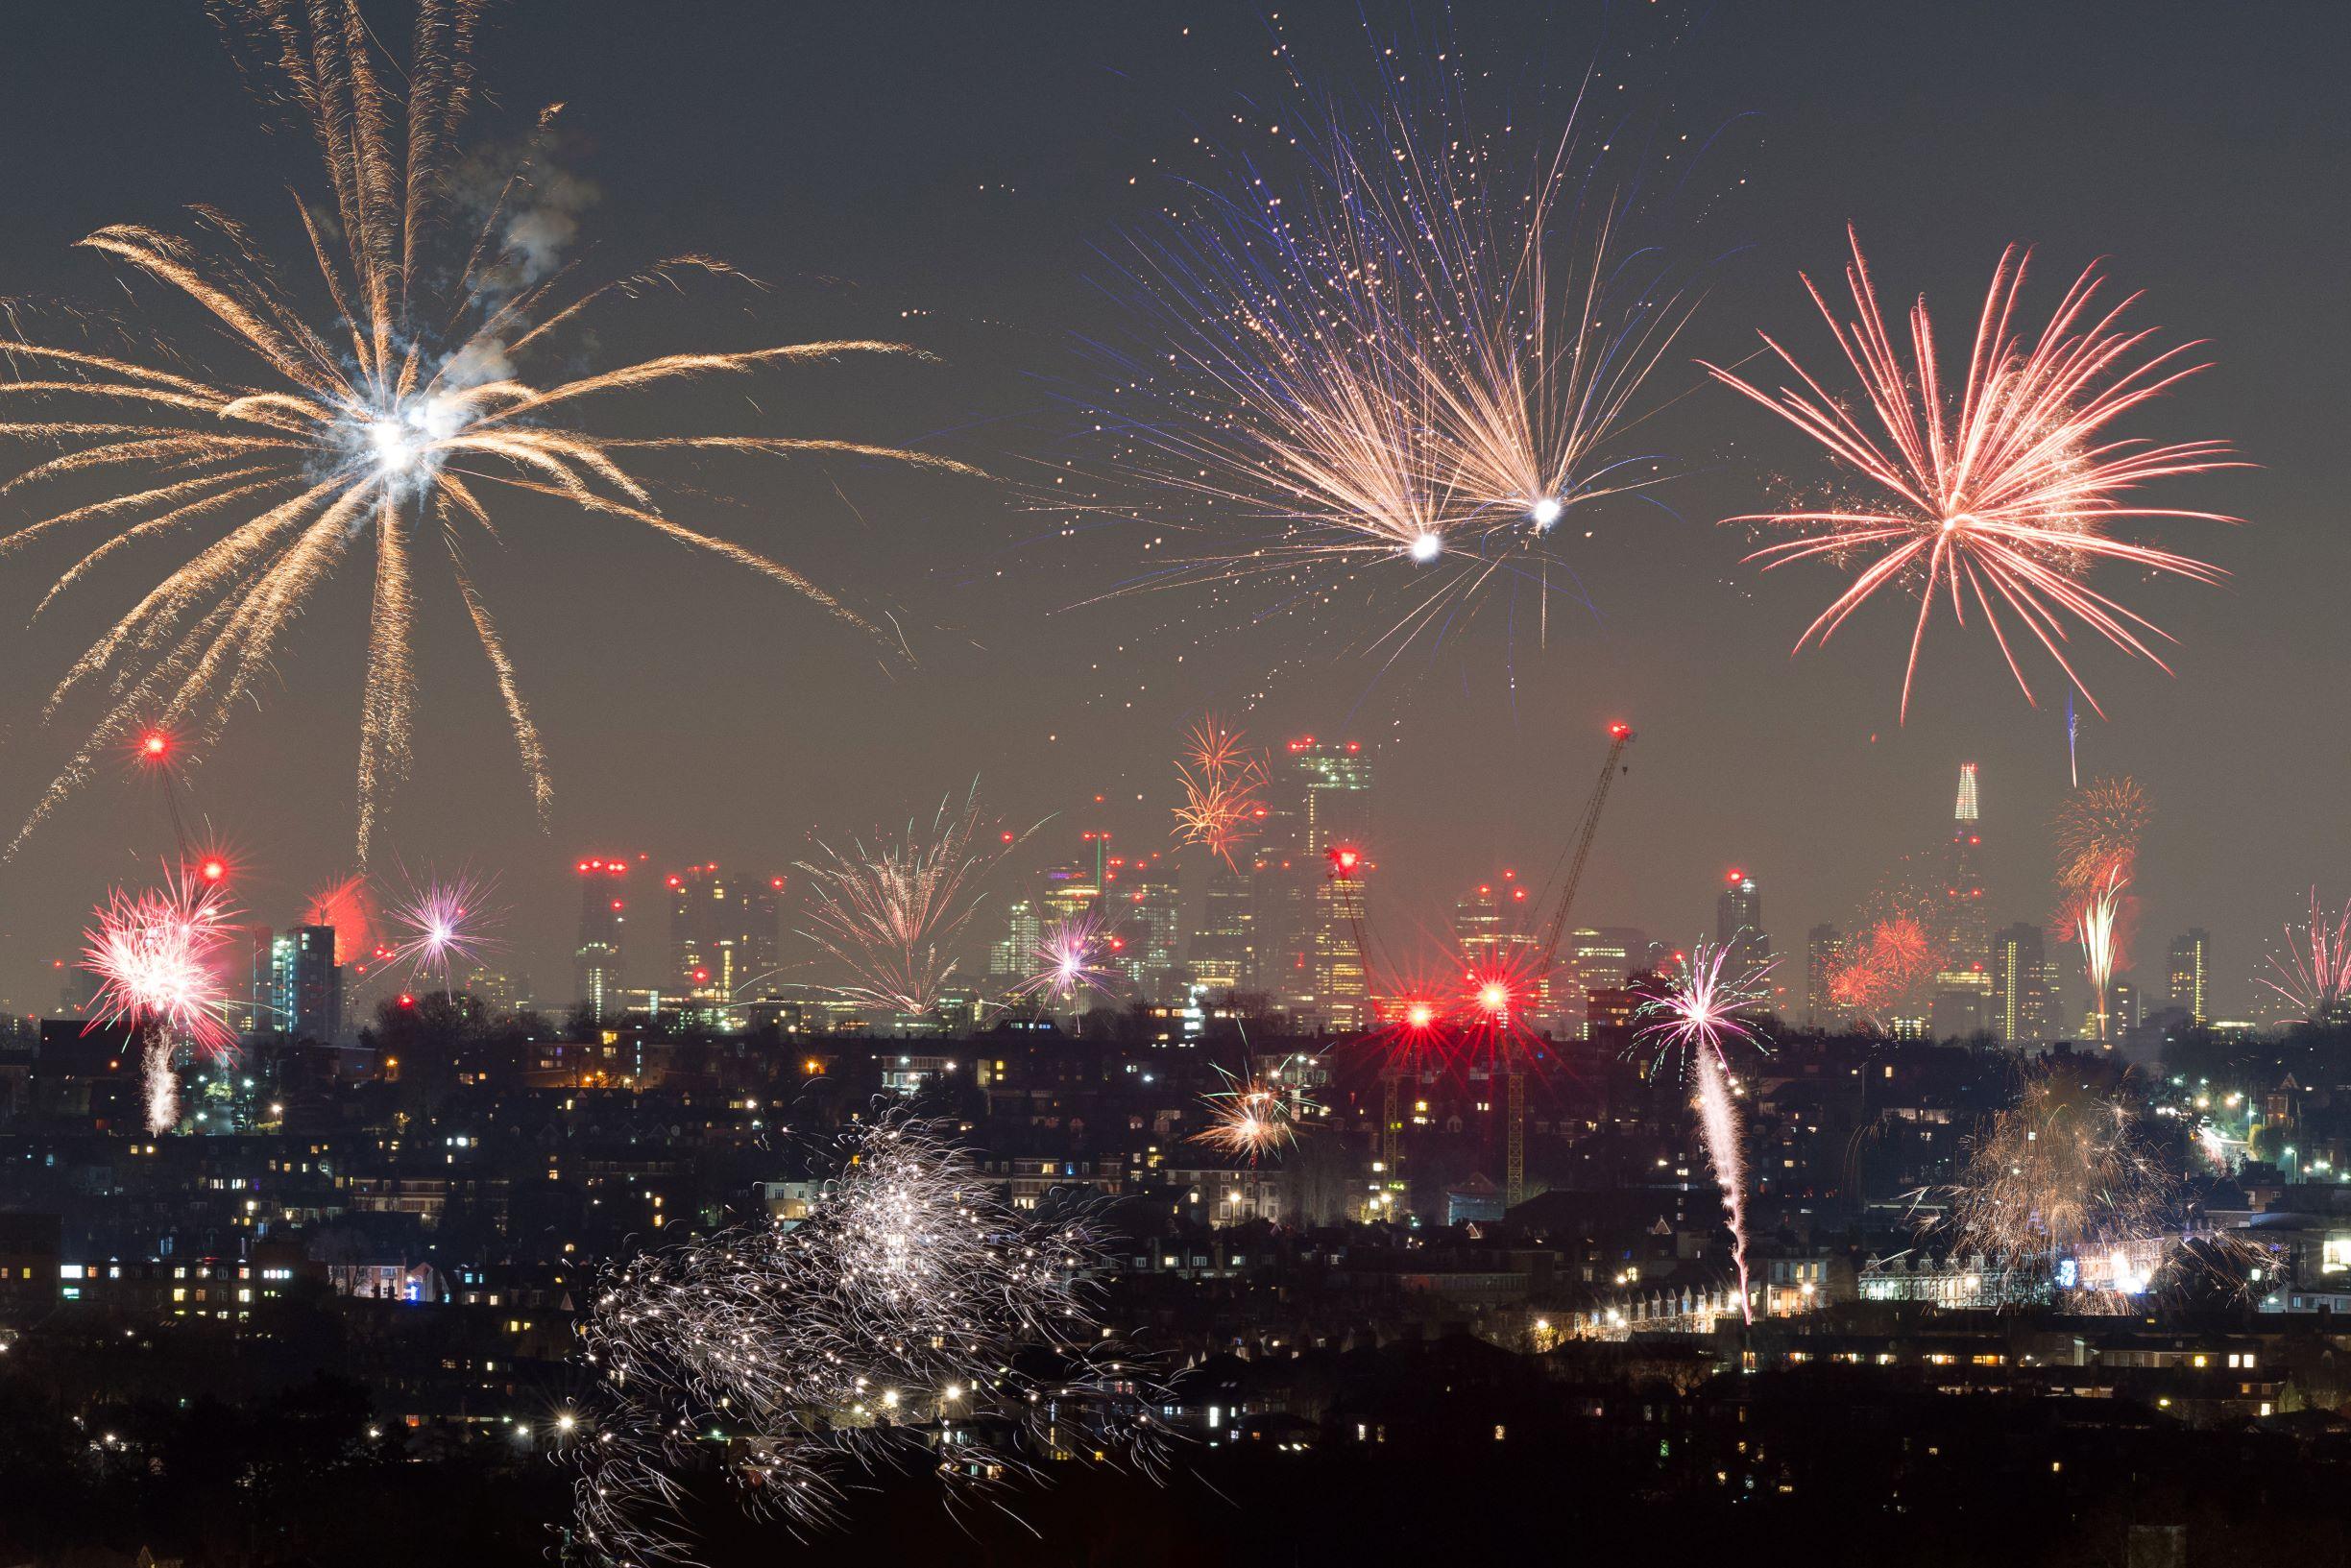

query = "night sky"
[0,2,2345,1021]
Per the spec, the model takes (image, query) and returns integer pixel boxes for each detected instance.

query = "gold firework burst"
[1,0,978,859]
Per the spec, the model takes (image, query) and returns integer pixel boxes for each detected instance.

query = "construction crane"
[1505,721,1637,1210]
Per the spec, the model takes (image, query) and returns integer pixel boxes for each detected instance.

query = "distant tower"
[1941,763,1991,980]
[1993,922,2058,1046]
[2166,929,2211,1026]
[1806,923,1847,1029]
[573,856,630,1022]
[666,864,787,998]
[1715,868,1770,976]
[266,926,342,1043]
[1251,736,1372,1027]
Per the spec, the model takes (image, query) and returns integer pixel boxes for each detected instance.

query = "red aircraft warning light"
[1609,722,1632,739]
[1329,846,1361,876]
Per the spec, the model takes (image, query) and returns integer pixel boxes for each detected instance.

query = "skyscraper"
[1715,868,1770,976]
[573,856,631,1022]
[1805,923,1847,1030]
[2166,929,2211,1025]
[1250,736,1372,1026]
[1939,762,1992,977]
[665,864,786,998]
[1187,856,1252,995]
[1993,921,2059,1046]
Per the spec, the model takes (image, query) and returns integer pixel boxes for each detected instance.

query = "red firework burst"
[82,873,238,1054]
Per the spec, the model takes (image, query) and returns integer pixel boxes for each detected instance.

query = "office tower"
[2166,929,2211,1025]
[263,926,342,1043]
[665,864,786,998]
[1806,923,1847,1029]
[1715,868,1771,975]
[1454,872,1555,1027]
[1106,851,1183,1000]
[1249,736,1372,1025]
[986,896,1044,985]
[1993,921,2059,1046]
[1188,856,1253,995]
[574,856,631,1022]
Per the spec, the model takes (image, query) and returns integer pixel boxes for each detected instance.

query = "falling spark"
[1088,68,1697,658]
[2259,890,2351,1025]
[797,783,1017,1017]
[1937,1069,2176,1310]
[1,0,979,863]
[1709,228,2240,719]
[571,1116,1164,1556]
[1635,941,1777,1325]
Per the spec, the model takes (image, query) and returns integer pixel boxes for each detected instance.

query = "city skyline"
[0,2,2341,1036]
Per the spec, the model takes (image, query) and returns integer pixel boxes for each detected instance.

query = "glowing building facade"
[573,856,631,1023]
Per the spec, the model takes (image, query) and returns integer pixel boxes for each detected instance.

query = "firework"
[1709,229,2239,719]
[1017,911,1114,1007]
[2051,777,2146,1043]
[303,873,382,969]
[81,871,239,1134]
[2259,890,2351,1025]
[1936,1069,2173,1308]
[2053,775,2149,892]
[1829,913,1939,1021]
[1171,716,1267,866]
[570,1115,1164,1557]
[1,0,979,864]
[386,872,497,985]
[1189,1055,1314,1165]
[1091,66,1696,657]
[1634,941,1777,1324]
[797,784,1015,1017]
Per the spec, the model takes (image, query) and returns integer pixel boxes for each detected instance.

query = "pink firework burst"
[82,872,238,1055]
[388,873,497,984]
[1709,228,2242,720]
[1017,912,1114,1006]
[2261,890,2351,1025]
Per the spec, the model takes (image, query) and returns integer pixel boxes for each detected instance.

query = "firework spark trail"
[2260,889,2351,1025]
[1937,1068,2175,1310]
[1,1,981,863]
[386,871,497,985]
[1634,941,1776,1325]
[570,1115,1165,1559]
[2051,776,2146,1043]
[1829,913,1938,1022]
[1170,715,1267,865]
[1689,1051,1752,1323]
[797,784,1017,1017]
[1708,228,2242,720]
[1089,62,1698,658]
[81,871,239,1134]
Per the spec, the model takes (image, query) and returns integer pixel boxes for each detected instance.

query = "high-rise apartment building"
[2166,929,2211,1026]
[258,926,342,1043]
[1105,850,1184,1000]
[573,856,631,1022]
